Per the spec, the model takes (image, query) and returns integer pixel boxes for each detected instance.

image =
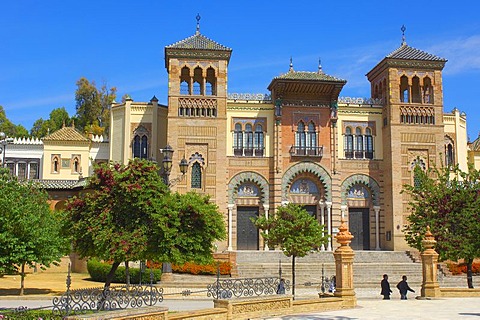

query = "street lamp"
[159,144,188,281]
[160,144,188,187]
[0,132,14,168]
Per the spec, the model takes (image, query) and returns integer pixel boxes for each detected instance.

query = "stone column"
[326,202,332,251]
[319,201,326,251]
[263,204,270,251]
[374,206,381,250]
[340,205,348,219]
[227,204,234,251]
[333,218,356,306]
[420,226,441,298]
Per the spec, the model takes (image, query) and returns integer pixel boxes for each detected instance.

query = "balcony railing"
[289,146,323,157]
[233,147,265,157]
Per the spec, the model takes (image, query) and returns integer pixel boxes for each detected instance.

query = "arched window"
[191,162,202,189]
[193,67,203,95]
[446,143,455,167]
[295,121,306,155]
[73,157,80,173]
[306,122,317,155]
[423,77,433,104]
[254,124,264,157]
[412,76,421,103]
[355,127,363,158]
[365,128,374,159]
[345,127,353,159]
[133,134,148,159]
[244,124,254,156]
[400,75,409,103]
[206,67,216,96]
[233,123,243,156]
[180,66,190,95]
[52,155,60,173]
[411,157,426,188]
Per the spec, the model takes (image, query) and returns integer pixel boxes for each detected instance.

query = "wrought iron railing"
[289,145,323,157]
[52,285,163,316]
[207,277,290,299]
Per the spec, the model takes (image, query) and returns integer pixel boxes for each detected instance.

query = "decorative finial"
[318,58,323,74]
[71,119,75,128]
[401,25,407,45]
[196,14,201,34]
[289,56,293,72]
[62,120,65,128]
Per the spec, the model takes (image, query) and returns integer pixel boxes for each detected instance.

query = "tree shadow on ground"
[0,288,62,296]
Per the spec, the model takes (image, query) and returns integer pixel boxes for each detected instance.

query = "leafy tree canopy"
[64,159,225,288]
[0,106,29,138]
[255,203,328,297]
[255,203,327,258]
[402,163,480,288]
[0,168,69,294]
[75,78,116,135]
[30,107,71,138]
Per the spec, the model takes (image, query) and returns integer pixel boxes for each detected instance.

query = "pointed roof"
[166,32,231,51]
[165,26,232,69]
[274,70,346,83]
[386,44,446,62]
[42,125,89,142]
[469,134,480,151]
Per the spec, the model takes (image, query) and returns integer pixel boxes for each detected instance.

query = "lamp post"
[0,132,14,168]
[159,144,188,281]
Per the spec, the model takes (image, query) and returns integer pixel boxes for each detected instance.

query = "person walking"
[276,278,286,294]
[381,274,392,300]
[396,275,415,300]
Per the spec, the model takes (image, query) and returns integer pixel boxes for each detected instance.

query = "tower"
[164,16,232,239]
[366,27,447,250]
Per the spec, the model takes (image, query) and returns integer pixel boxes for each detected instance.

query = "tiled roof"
[33,179,87,190]
[43,126,89,142]
[386,44,446,61]
[470,135,480,151]
[166,32,231,51]
[275,70,346,83]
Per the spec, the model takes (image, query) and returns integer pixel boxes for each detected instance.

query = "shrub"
[171,261,231,276]
[0,309,62,319]
[447,261,480,275]
[87,259,161,284]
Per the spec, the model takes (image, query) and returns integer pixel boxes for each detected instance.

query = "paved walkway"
[265,297,480,320]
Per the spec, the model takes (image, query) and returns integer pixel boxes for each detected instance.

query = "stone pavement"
[264,297,480,320]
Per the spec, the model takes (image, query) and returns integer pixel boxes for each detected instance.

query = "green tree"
[402,163,480,288]
[254,203,328,298]
[0,168,68,295]
[30,107,71,138]
[74,78,116,134]
[0,106,29,138]
[64,159,225,294]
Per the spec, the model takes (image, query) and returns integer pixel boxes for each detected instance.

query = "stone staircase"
[235,250,466,289]
[158,251,474,299]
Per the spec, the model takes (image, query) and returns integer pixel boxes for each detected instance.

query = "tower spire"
[401,25,407,46]
[196,13,201,34]
[289,56,294,72]
[318,58,323,74]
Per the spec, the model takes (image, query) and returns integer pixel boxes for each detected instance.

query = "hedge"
[87,259,161,284]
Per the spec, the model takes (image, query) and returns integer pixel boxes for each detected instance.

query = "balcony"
[233,147,264,157]
[289,145,323,157]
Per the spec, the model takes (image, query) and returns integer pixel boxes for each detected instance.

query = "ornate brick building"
[4,22,469,252]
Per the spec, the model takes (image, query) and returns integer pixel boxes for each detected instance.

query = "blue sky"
[1,1,479,140]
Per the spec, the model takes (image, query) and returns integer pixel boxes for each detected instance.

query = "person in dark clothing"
[396,275,415,300]
[276,278,286,294]
[381,274,392,299]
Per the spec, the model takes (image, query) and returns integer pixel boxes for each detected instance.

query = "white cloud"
[427,35,480,75]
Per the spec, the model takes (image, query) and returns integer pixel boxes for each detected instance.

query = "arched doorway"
[341,174,381,250]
